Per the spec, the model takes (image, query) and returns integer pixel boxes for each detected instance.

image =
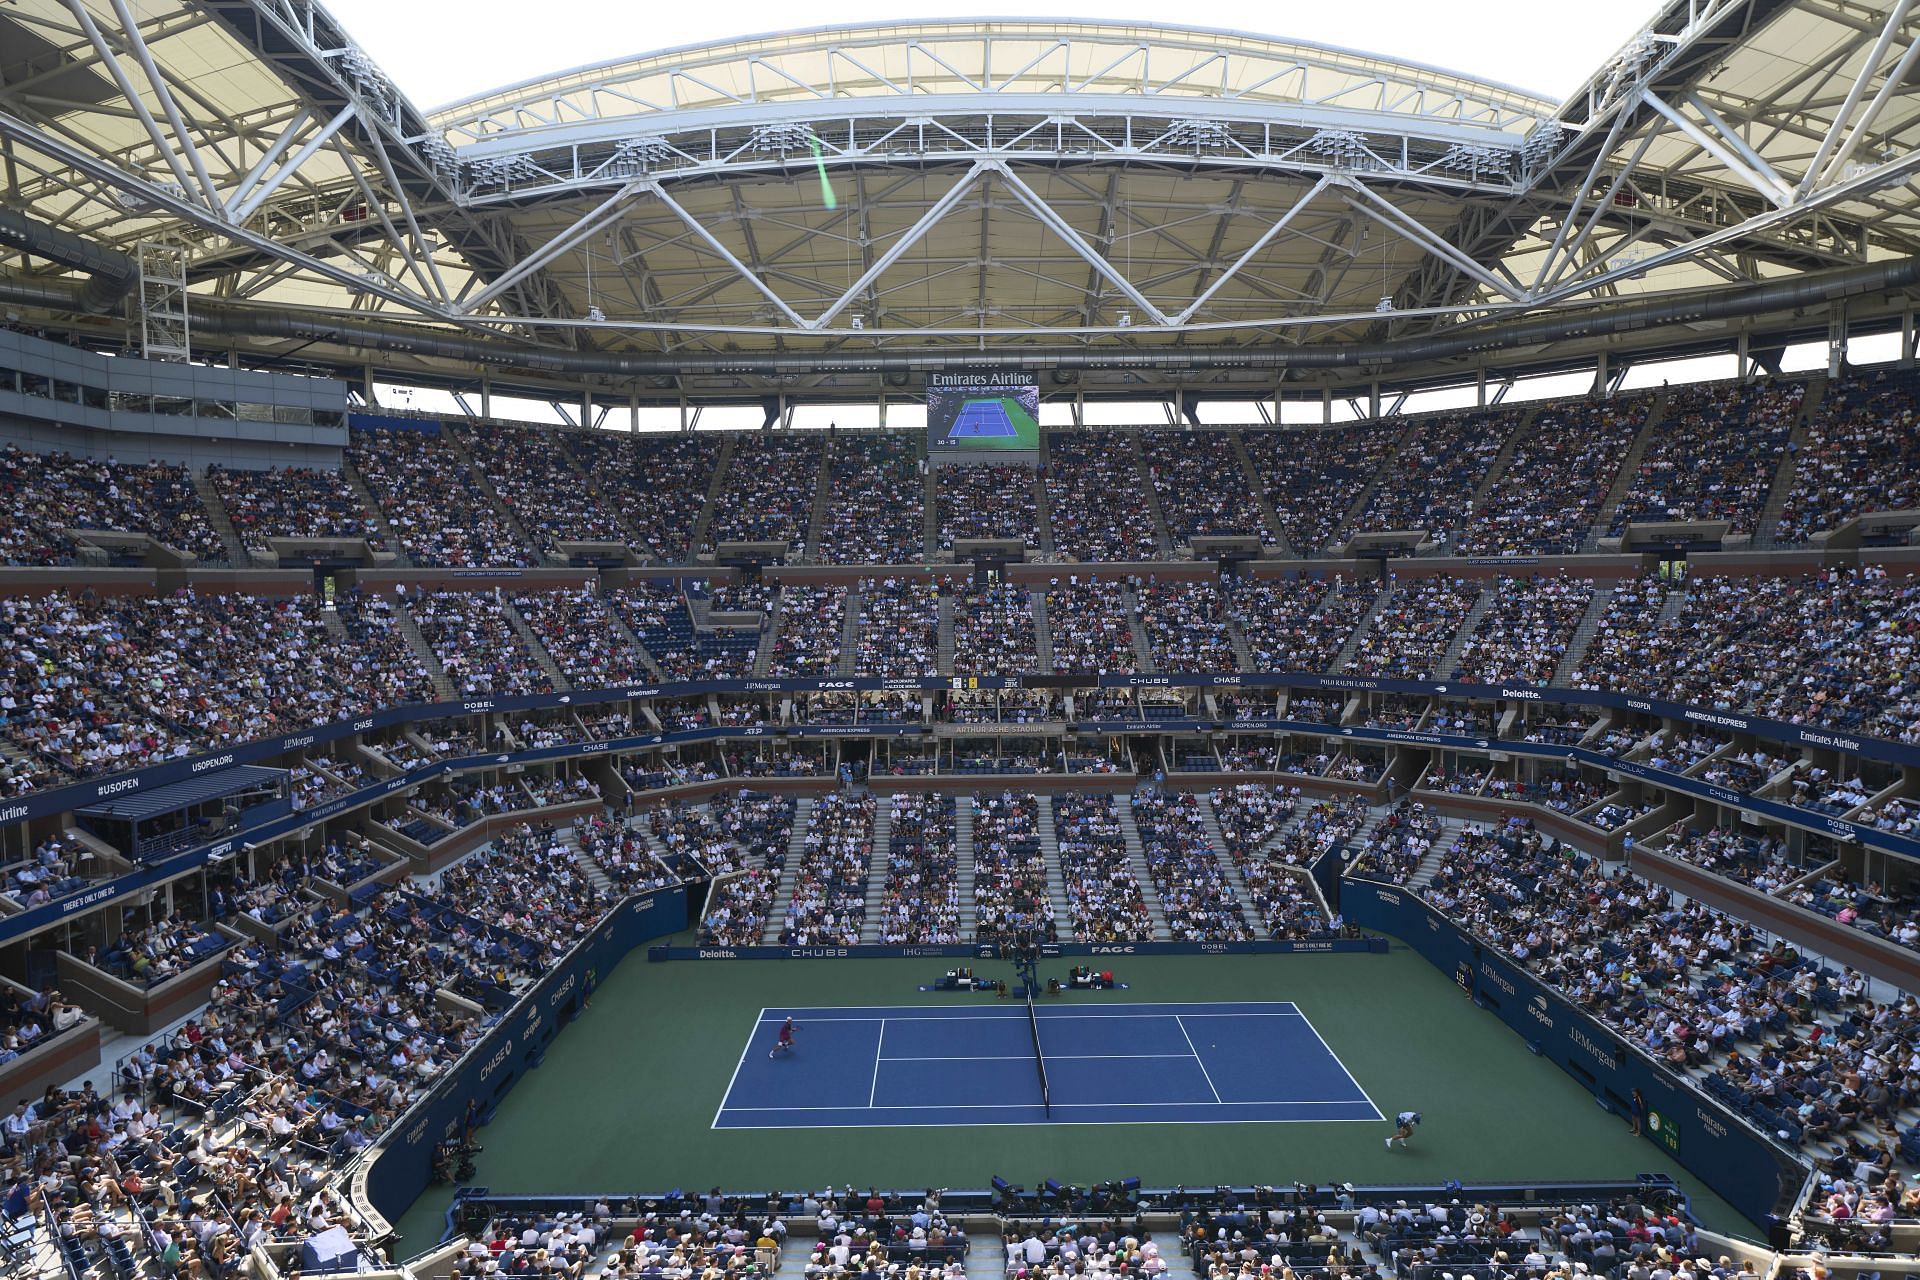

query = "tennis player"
[1386,1110,1420,1149]
[769,1016,798,1058]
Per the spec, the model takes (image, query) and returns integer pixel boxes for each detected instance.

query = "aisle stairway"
[760,797,815,943]
[190,470,250,566]
[1033,795,1074,935]
[860,798,894,942]
[955,796,978,939]
[1113,801,1170,940]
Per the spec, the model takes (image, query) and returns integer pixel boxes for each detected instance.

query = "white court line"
[757,1000,1304,1016]
[719,1098,1376,1110]
[710,1005,770,1129]
[1173,1015,1224,1105]
[758,1010,1305,1023]
[880,1053,1197,1062]
[1291,1008,1385,1121]
[868,1019,886,1108]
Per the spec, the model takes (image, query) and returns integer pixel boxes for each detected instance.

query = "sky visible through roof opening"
[319,0,1660,112]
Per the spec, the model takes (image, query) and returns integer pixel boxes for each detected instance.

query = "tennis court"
[712,1001,1381,1128]
[946,398,1018,438]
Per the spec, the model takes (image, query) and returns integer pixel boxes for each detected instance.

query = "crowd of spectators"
[855,577,939,677]
[611,584,757,681]
[348,427,537,567]
[1139,432,1273,547]
[0,446,224,564]
[412,592,554,696]
[820,435,927,564]
[1138,581,1238,673]
[1130,792,1252,941]
[1345,576,1481,680]
[1244,422,1405,553]
[564,432,720,563]
[1450,575,1594,686]
[208,463,384,558]
[1228,576,1370,672]
[707,437,825,552]
[971,791,1053,944]
[1610,380,1802,535]
[778,794,875,946]
[952,584,1039,675]
[461,425,629,555]
[878,792,960,944]
[513,589,655,687]
[1347,409,1519,546]
[1044,578,1138,673]
[937,466,1039,550]
[769,586,849,677]
[1052,792,1154,942]
[1773,369,1920,544]
[1456,396,1650,556]
[1211,783,1338,939]
[435,823,610,962]
[1044,432,1160,560]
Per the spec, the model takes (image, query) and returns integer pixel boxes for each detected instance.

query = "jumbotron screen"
[926,370,1041,451]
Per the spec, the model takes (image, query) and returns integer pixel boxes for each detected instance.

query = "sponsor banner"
[1341,879,1799,1228]
[649,939,1382,961]
[359,887,687,1224]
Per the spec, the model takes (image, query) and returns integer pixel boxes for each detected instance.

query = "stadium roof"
[0,0,1916,400]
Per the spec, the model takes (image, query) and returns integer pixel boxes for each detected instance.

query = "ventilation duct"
[0,208,137,313]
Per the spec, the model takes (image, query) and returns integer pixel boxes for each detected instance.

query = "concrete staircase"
[861,798,894,942]
[1464,406,1538,511]
[1753,376,1824,548]
[1585,388,1671,547]
[341,457,411,565]
[804,437,837,563]
[1404,832,1453,893]
[1436,585,1495,680]
[1328,420,1416,544]
[1227,428,1293,554]
[837,585,865,676]
[1030,588,1056,670]
[955,796,978,940]
[1033,794,1074,933]
[558,824,617,895]
[190,469,251,567]
[1126,431,1176,555]
[1552,585,1617,685]
[320,608,351,642]
[761,796,815,943]
[602,601,668,681]
[1656,581,1692,624]
[1121,585,1158,671]
[936,592,957,677]
[922,468,941,558]
[393,604,458,700]
[753,590,785,676]
[689,436,739,555]
[1033,433,1058,554]
[499,597,572,690]
[1114,801,1171,940]
[448,428,555,564]
[1331,581,1394,672]
[1193,793,1241,885]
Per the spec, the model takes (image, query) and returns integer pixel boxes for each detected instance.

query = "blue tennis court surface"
[947,399,1016,438]
[712,1001,1381,1128]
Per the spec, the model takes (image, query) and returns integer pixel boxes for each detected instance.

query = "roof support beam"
[460,181,647,314]
[1813,12,1920,191]
[101,0,224,212]
[228,104,356,222]
[1174,176,1331,324]
[987,159,1170,326]
[1339,178,1528,303]
[61,0,206,211]
[639,179,811,329]
[1799,0,1915,196]
[811,162,986,329]
[1639,90,1793,207]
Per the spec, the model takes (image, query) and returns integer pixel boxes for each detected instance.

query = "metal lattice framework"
[0,0,1914,383]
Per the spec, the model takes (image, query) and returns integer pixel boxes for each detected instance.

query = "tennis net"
[1025,990,1051,1116]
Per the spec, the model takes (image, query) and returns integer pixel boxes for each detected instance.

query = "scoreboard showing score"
[926,370,1041,453]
